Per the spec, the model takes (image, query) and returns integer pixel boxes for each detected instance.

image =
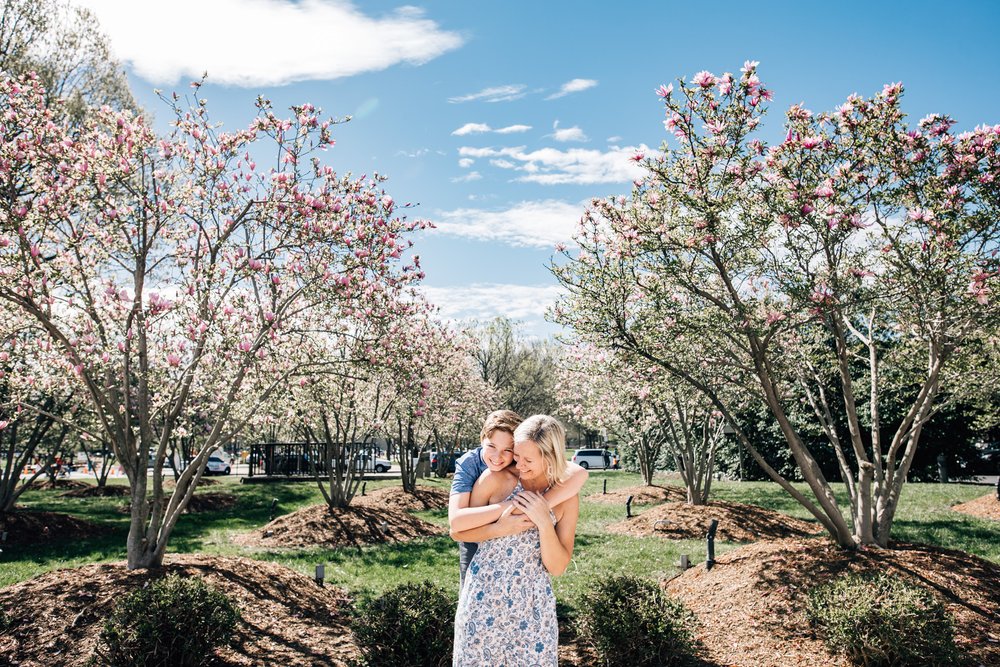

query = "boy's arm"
[540,461,588,510]
[448,469,515,533]
[450,503,533,542]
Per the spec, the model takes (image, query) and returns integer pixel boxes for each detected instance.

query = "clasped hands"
[493,491,550,537]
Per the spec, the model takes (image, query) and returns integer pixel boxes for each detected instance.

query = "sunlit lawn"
[3,471,997,611]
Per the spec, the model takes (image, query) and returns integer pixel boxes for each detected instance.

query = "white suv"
[204,456,232,475]
[571,448,616,470]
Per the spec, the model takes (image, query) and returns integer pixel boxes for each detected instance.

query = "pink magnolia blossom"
[692,71,717,88]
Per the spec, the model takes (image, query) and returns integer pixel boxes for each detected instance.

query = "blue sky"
[79,0,1000,337]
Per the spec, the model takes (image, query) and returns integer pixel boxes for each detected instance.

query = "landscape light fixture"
[315,564,325,586]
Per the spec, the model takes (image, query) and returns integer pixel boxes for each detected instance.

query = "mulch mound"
[233,503,445,549]
[585,484,687,505]
[607,500,822,542]
[164,476,220,488]
[353,485,450,511]
[24,479,91,491]
[116,492,238,515]
[0,554,356,666]
[952,492,1000,521]
[665,538,1000,667]
[60,485,131,498]
[0,510,112,547]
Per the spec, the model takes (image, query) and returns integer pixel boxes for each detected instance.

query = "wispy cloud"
[546,78,598,100]
[420,283,565,323]
[495,124,532,134]
[452,123,493,136]
[457,145,649,185]
[550,121,588,142]
[451,171,482,183]
[458,157,475,168]
[433,199,584,247]
[449,84,527,103]
[452,122,533,136]
[78,0,463,87]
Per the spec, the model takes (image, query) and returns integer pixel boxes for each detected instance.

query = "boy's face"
[482,430,515,471]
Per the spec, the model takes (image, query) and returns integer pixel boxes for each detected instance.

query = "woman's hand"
[492,503,534,537]
[512,490,552,529]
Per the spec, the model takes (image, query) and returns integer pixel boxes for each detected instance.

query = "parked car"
[204,456,231,475]
[356,453,392,473]
[571,448,618,470]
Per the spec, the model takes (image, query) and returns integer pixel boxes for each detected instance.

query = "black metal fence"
[245,441,386,478]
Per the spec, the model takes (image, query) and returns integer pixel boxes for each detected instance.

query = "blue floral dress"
[453,482,558,667]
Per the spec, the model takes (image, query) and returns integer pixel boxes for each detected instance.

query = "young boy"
[448,409,588,586]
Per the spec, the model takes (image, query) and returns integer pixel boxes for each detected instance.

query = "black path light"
[705,519,719,570]
[603,479,607,495]
[626,495,634,518]
[315,564,325,586]
[269,498,279,521]
[362,481,367,496]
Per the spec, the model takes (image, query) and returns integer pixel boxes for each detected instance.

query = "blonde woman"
[451,415,580,666]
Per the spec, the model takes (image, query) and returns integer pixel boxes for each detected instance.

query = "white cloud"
[552,126,588,142]
[449,84,527,103]
[433,199,584,247]
[78,0,463,87]
[606,135,622,143]
[396,148,430,158]
[452,123,492,136]
[457,145,649,185]
[490,159,515,169]
[495,124,532,134]
[458,157,475,168]
[546,78,598,100]
[452,122,533,137]
[420,283,565,322]
[451,171,482,183]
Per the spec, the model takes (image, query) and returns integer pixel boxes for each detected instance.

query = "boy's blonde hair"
[480,409,523,442]
[513,414,568,487]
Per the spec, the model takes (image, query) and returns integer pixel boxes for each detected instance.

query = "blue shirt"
[451,446,487,496]
[451,446,487,587]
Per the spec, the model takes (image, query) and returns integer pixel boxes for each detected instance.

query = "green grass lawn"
[3,472,997,611]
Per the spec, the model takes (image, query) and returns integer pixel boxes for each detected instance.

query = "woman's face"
[514,439,546,484]
[482,431,515,471]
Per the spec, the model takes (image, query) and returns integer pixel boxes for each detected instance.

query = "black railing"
[245,442,386,477]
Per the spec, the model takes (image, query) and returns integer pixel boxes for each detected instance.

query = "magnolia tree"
[286,293,420,509]
[552,62,1000,547]
[389,314,495,494]
[0,74,427,568]
[0,301,76,511]
[557,344,723,502]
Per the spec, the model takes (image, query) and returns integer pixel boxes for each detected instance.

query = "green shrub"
[91,573,241,667]
[351,581,455,667]
[806,571,961,666]
[576,575,700,667]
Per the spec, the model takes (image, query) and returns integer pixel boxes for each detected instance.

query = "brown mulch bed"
[353,485,450,511]
[952,492,1000,521]
[60,484,131,498]
[233,503,445,549]
[585,483,687,505]
[665,538,1000,667]
[116,492,238,515]
[24,479,91,491]
[607,500,822,542]
[164,476,220,488]
[0,510,112,547]
[0,554,356,666]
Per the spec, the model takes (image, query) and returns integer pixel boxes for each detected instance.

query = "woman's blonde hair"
[513,414,568,487]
